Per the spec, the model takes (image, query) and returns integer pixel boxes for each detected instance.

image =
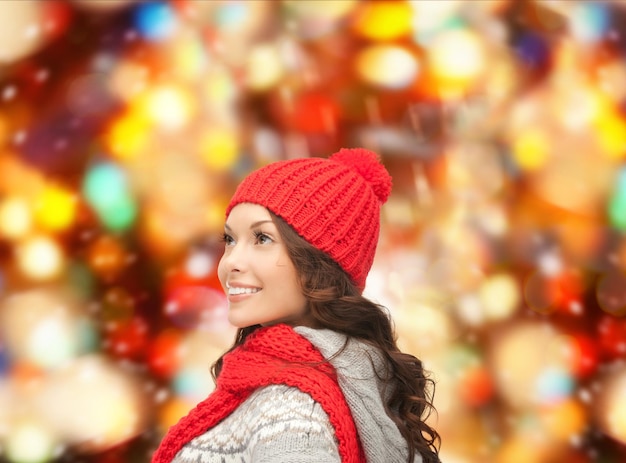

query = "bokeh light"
[83,162,137,232]
[608,166,626,231]
[106,111,152,161]
[539,398,587,442]
[0,1,46,64]
[199,129,240,172]
[569,2,610,44]
[352,1,413,41]
[428,28,487,95]
[147,329,183,380]
[355,45,420,90]
[35,355,148,451]
[34,184,78,232]
[490,322,572,408]
[244,43,285,91]
[164,286,228,331]
[512,128,550,171]
[134,1,178,42]
[410,0,465,42]
[86,235,128,280]
[594,366,626,445]
[174,329,231,400]
[283,0,357,39]
[4,420,58,463]
[478,273,520,321]
[15,235,65,281]
[0,289,91,369]
[140,85,196,132]
[0,196,33,240]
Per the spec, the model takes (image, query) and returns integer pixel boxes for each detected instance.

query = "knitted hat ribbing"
[226,148,392,290]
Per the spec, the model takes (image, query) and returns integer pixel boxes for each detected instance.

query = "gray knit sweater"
[172,327,420,463]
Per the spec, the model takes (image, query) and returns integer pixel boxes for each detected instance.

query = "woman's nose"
[220,243,247,273]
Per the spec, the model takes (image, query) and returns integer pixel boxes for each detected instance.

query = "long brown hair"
[212,211,441,463]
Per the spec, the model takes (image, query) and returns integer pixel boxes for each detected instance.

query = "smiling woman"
[218,203,308,328]
[151,148,441,463]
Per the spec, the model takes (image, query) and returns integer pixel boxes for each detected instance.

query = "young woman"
[151,148,441,463]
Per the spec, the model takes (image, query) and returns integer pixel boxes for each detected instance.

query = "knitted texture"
[151,324,365,463]
[172,385,342,462]
[296,327,420,463]
[226,148,392,290]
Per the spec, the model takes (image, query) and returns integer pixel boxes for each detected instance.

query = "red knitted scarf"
[151,324,365,463]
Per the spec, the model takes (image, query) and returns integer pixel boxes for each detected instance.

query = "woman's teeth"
[228,287,260,295]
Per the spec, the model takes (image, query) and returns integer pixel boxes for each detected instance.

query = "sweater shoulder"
[173,385,341,463]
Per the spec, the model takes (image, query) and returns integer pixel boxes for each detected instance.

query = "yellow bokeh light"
[34,184,77,232]
[395,295,457,354]
[107,111,151,161]
[171,34,207,81]
[540,399,587,441]
[205,197,230,232]
[200,130,240,172]
[284,0,357,22]
[140,85,196,132]
[594,110,626,160]
[5,421,57,463]
[204,68,238,106]
[429,28,486,85]
[159,397,194,434]
[597,367,626,444]
[0,196,32,239]
[496,434,546,463]
[479,273,520,321]
[512,129,550,170]
[355,44,419,89]
[607,399,626,443]
[0,0,47,64]
[16,235,65,280]
[245,44,284,91]
[352,1,413,41]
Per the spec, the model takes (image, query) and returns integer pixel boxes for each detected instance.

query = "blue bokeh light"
[134,1,178,42]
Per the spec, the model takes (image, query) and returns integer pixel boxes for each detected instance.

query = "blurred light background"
[0,0,626,462]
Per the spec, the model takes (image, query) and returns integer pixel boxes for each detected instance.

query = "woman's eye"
[254,232,273,245]
[221,233,235,246]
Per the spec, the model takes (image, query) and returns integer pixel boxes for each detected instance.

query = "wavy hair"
[212,212,441,463]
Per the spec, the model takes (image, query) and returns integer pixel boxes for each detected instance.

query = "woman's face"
[217,203,308,328]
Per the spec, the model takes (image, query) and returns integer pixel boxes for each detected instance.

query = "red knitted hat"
[226,147,392,290]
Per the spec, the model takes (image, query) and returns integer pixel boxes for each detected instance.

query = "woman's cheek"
[216,257,227,292]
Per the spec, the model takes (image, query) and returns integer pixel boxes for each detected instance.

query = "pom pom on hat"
[226,148,392,290]
[330,148,392,203]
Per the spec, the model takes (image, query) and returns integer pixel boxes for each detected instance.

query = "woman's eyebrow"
[250,220,273,229]
[223,220,273,231]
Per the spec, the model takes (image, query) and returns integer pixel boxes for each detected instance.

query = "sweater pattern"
[151,324,365,463]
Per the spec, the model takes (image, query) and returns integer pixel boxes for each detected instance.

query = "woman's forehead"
[225,203,273,226]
